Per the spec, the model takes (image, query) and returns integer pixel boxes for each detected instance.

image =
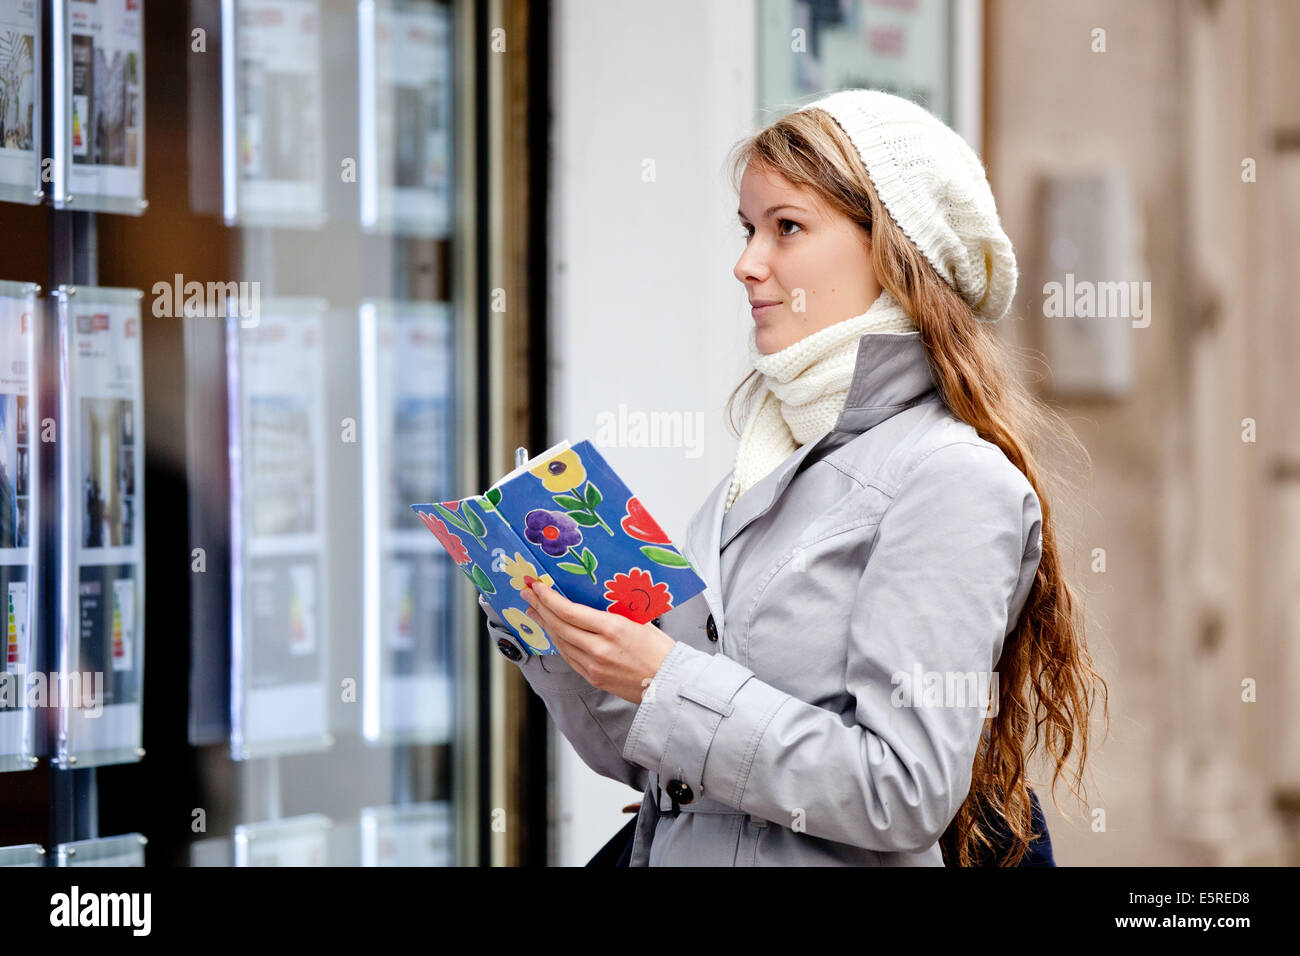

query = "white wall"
[548,0,758,865]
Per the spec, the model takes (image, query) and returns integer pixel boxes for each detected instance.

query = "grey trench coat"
[478,329,1044,865]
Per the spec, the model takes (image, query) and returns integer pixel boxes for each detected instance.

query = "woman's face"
[734,163,881,354]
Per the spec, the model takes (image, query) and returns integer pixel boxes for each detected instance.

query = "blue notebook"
[412,439,706,654]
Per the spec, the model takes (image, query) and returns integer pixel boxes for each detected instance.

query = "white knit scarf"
[724,288,918,512]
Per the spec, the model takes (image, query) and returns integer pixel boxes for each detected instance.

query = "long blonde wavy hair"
[724,107,1109,865]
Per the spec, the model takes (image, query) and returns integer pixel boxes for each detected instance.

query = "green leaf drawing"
[463,500,487,537]
[585,482,602,509]
[470,564,495,593]
[569,512,600,526]
[580,547,597,572]
[479,489,513,529]
[552,494,585,510]
[433,502,471,534]
[640,546,689,568]
[557,561,587,576]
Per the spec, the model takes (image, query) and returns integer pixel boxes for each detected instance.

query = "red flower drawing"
[602,568,673,624]
[620,496,670,544]
[418,511,471,565]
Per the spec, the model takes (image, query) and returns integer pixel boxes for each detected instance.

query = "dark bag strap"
[584,813,639,867]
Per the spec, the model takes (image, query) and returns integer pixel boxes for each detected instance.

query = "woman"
[479,88,1108,866]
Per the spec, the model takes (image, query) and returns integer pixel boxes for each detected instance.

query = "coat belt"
[654,787,748,816]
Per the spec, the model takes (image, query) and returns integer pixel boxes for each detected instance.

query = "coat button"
[705,614,718,642]
[496,638,523,662]
[666,778,694,805]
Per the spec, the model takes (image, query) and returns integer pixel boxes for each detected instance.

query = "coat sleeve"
[621,441,1044,853]
[477,593,650,794]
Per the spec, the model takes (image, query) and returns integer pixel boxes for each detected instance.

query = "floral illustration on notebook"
[411,439,706,655]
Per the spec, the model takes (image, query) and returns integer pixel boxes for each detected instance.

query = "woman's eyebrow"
[737,203,810,221]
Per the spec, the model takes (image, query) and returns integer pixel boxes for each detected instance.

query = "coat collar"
[682,330,941,634]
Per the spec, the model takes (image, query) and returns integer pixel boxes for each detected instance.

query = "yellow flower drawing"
[503,606,552,651]
[501,552,555,592]
[529,448,587,493]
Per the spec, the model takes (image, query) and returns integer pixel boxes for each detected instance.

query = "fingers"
[525,579,615,637]
[523,582,602,657]
[548,626,596,680]
[530,605,598,681]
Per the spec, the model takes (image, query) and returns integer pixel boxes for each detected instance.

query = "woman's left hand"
[521,579,676,705]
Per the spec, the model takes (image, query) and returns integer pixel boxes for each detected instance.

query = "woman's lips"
[750,301,780,318]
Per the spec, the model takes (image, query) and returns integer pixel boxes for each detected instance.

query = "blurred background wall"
[986,0,1298,867]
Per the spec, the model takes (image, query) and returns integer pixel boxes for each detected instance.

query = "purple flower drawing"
[524,508,583,557]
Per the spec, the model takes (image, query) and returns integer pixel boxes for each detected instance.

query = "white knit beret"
[796,89,1017,324]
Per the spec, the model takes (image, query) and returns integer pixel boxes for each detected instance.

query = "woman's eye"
[739,220,800,239]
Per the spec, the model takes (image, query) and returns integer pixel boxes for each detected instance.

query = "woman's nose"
[734,241,769,285]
